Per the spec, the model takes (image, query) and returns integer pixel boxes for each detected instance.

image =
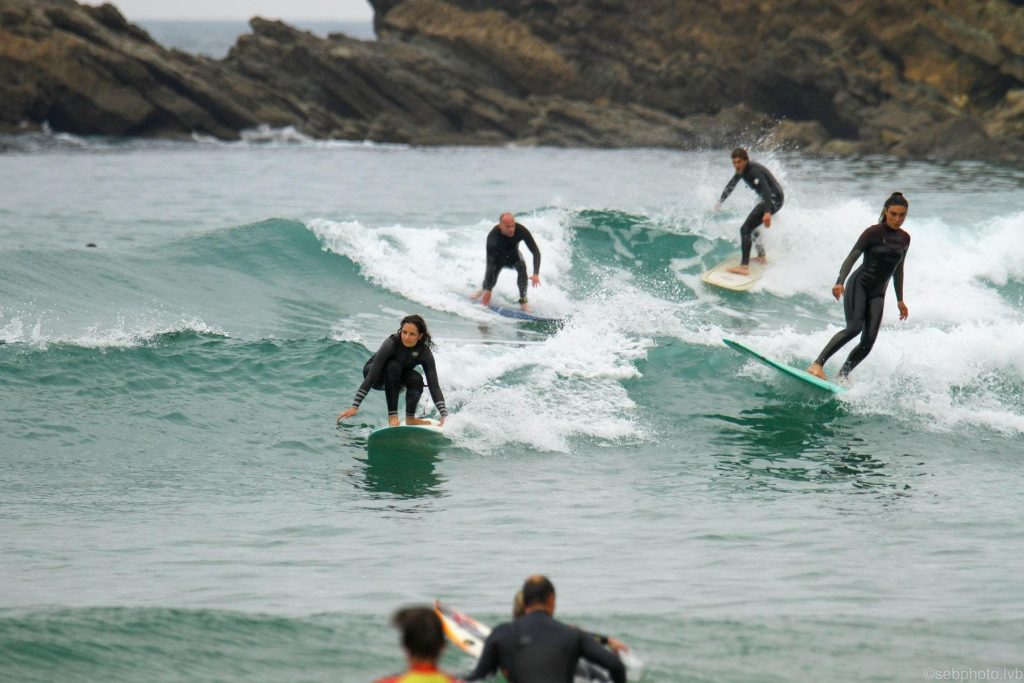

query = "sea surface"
[137,19,376,58]
[1,122,1023,681]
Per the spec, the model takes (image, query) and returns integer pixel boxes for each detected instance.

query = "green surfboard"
[366,420,448,451]
[723,338,847,394]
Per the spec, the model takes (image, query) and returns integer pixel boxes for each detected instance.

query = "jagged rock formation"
[1,0,1022,159]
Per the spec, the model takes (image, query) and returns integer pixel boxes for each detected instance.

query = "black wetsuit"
[719,161,785,265]
[481,223,541,304]
[352,334,448,420]
[464,611,626,683]
[814,222,911,376]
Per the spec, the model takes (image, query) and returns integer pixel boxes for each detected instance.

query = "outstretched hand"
[337,407,357,422]
[832,284,844,300]
[762,212,772,228]
[898,301,909,320]
[607,637,629,653]
[530,274,541,288]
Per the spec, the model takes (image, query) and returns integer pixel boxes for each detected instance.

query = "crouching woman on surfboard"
[337,314,449,427]
[807,192,911,380]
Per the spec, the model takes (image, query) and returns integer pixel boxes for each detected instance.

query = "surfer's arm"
[719,174,741,203]
[893,256,905,302]
[518,224,541,275]
[834,246,862,287]
[485,227,501,261]
[419,352,448,419]
[893,255,909,319]
[583,629,628,652]
[463,633,501,681]
[580,632,626,683]
[352,338,396,408]
[836,226,877,286]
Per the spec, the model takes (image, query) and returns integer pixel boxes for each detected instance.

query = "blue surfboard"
[723,338,847,394]
[488,303,561,324]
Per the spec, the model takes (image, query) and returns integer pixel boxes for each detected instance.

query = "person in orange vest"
[375,606,463,683]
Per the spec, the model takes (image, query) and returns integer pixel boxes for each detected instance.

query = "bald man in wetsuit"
[470,212,541,312]
[464,576,626,683]
[715,147,785,275]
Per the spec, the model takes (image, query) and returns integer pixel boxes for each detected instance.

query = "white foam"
[711,319,1024,435]
[308,210,574,321]
[0,315,226,349]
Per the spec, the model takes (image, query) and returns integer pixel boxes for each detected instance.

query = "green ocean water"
[1,131,1023,682]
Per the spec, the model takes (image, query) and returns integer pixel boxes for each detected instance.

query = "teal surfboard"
[723,338,847,394]
[367,419,448,450]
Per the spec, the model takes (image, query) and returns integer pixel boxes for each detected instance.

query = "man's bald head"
[498,212,516,236]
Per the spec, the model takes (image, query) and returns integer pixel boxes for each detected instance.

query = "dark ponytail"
[880,191,909,224]
[398,314,435,350]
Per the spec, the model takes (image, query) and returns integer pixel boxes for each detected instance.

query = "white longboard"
[701,257,765,291]
[366,419,446,450]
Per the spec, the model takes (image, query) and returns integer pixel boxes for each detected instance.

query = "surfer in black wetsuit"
[510,589,629,683]
[807,192,911,380]
[470,212,541,313]
[465,575,626,683]
[715,147,785,275]
[336,314,448,427]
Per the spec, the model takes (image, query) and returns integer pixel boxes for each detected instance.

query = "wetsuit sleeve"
[352,337,395,408]
[463,630,501,681]
[750,165,779,213]
[518,224,541,275]
[582,630,611,645]
[893,255,906,301]
[418,349,448,418]
[835,226,876,286]
[485,226,501,261]
[579,633,626,683]
[720,174,741,203]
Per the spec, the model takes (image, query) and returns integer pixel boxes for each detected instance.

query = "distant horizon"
[132,17,373,23]
[97,0,374,22]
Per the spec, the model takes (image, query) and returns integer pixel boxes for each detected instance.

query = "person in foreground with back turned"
[511,589,629,683]
[337,314,448,427]
[470,212,541,312]
[807,192,911,380]
[464,575,626,683]
[715,147,785,275]
[375,605,463,683]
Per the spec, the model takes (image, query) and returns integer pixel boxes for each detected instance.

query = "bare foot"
[388,415,401,427]
[806,363,827,380]
[520,303,532,313]
[469,289,482,300]
[726,265,750,275]
[481,291,492,306]
[405,416,433,426]
[752,256,767,264]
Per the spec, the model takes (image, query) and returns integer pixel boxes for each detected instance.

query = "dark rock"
[1,0,1022,159]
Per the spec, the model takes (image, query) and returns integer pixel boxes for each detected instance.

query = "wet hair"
[879,191,909,224]
[521,575,556,608]
[731,147,749,161]
[512,590,525,619]
[391,606,446,660]
[499,211,515,223]
[398,314,435,350]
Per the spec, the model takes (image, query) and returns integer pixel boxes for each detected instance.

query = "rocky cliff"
[1,0,1022,159]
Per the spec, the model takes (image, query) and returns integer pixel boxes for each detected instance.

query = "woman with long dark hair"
[807,192,911,380]
[337,314,448,426]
